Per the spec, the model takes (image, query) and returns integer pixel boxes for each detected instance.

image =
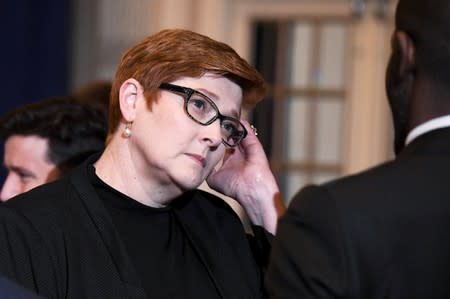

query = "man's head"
[386,0,450,154]
[0,96,107,201]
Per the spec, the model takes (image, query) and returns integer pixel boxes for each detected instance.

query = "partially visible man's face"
[0,135,58,201]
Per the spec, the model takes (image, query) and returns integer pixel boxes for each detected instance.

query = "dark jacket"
[0,157,271,299]
[266,127,450,298]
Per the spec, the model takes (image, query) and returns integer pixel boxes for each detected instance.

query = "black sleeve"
[265,185,348,299]
[0,206,58,299]
[248,225,273,269]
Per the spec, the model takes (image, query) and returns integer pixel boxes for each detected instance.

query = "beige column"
[192,0,228,42]
[343,2,395,174]
[153,0,195,31]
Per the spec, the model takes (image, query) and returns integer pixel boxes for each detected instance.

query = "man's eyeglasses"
[159,83,248,147]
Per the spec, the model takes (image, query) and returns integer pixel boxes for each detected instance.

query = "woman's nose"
[200,119,222,147]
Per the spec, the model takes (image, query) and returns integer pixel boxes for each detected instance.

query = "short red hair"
[108,29,267,137]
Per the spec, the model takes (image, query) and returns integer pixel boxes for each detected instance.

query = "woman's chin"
[175,175,205,192]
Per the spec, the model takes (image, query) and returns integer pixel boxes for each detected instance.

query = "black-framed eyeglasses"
[159,83,248,147]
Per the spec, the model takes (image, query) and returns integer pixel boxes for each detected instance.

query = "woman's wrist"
[239,183,285,234]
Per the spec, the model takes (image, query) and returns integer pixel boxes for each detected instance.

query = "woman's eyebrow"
[197,88,240,118]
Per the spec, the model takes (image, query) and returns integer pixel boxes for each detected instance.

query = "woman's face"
[130,74,243,191]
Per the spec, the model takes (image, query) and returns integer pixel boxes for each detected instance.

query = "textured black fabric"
[0,155,272,299]
[89,165,218,299]
[266,127,450,298]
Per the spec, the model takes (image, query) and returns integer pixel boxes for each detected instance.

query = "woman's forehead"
[172,75,243,117]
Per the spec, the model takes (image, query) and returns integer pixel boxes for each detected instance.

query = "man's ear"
[119,78,143,122]
[395,31,416,77]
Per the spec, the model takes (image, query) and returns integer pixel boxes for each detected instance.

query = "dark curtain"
[0,0,70,183]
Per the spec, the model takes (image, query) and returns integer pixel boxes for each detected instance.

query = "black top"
[89,166,218,298]
[0,154,271,299]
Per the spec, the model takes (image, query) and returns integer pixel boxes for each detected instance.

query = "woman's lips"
[185,153,206,167]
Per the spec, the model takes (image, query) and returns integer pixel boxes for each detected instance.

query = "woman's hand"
[206,120,285,234]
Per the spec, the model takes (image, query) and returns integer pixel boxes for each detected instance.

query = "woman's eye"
[191,98,206,110]
[222,122,237,134]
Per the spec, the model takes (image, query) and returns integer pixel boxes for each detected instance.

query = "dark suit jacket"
[0,276,45,299]
[0,157,270,299]
[266,127,450,298]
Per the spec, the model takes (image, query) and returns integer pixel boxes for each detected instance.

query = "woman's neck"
[94,139,183,208]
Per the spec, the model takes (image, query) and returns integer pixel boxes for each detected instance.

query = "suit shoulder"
[332,158,396,183]
[5,178,72,209]
[2,177,78,229]
[289,159,400,213]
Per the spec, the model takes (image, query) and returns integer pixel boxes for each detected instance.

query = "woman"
[0,29,284,299]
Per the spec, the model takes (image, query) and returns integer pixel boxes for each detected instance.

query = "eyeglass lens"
[159,83,247,147]
[186,91,245,146]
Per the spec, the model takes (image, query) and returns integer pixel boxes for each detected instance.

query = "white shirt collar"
[405,115,450,146]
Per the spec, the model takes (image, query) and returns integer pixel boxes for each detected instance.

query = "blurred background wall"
[0,0,397,203]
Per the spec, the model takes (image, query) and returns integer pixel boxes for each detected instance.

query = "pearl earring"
[122,122,132,138]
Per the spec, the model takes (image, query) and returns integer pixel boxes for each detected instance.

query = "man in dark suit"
[266,0,450,298]
[0,276,45,299]
[0,96,107,201]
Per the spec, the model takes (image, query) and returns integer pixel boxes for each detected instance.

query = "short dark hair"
[396,0,450,88]
[0,96,107,175]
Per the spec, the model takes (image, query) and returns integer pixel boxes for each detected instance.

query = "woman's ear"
[395,31,416,78]
[119,78,143,122]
